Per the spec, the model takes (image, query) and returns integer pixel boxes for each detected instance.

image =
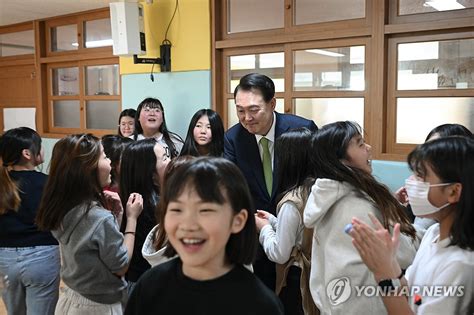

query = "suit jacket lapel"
[272,113,291,199]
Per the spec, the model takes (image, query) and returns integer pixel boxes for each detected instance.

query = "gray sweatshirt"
[52,202,128,304]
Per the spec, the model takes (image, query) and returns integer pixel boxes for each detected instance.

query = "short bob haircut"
[180,109,224,157]
[36,134,104,230]
[117,108,136,137]
[407,136,474,250]
[159,157,257,265]
[425,123,472,142]
[233,73,275,103]
[133,97,183,158]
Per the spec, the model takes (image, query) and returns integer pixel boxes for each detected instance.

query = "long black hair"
[408,136,474,250]
[310,121,416,239]
[133,97,183,158]
[0,127,42,214]
[101,134,133,188]
[181,109,224,157]
[119,138,160,213]
[275,127,314,203]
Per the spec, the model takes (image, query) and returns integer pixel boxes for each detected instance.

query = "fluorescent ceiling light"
[424,0,465,11]
[305,49,344,57]
[71,39,113,48]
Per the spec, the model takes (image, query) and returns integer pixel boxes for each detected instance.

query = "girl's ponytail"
[0,127,42,215]
[0,163,20,214]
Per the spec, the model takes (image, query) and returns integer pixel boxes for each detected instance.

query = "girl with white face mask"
[349,136,474,315]
[394,123,472,231]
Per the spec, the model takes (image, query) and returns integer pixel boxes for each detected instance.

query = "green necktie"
[260,137,272,195]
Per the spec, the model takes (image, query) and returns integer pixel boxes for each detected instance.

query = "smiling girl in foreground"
[125,157,283,315]
[350,136,474,314]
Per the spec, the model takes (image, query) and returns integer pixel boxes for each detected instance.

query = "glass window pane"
[399,0,473,15]
[229,52,285,93]
[295,0,365,25]
[294,98,364,127]
[227,98,284,128]
[84,18,113,48]
[260,53,284,69]
[0,30,34,57]
[53,100,80,128]
[396,97,474,144]
[228,0,284,34]
[52,67,79,96]
[230,55,256,70]
[294,46,365,91]
[51,24,78,52]
[86,64,119,95]
[398,39,474,90]
[86,100,121,129]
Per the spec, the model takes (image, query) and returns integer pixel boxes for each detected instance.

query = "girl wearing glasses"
[132,98,183,158]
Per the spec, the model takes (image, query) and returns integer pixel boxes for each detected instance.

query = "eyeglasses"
[142,107,162,114]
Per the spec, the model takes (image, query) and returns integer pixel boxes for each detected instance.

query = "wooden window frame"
[46,58,120,136]
[45,9,111,57]
[386,31,474,156]
[219,0,371,43]
[389,0,474,25]
[212,0,474,161]
[33,8,120,137]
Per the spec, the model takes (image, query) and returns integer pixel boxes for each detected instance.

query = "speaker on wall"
[109,2,146,56]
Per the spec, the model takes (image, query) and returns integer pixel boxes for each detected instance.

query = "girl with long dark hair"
[132,98,183,158]
[36,134,143,314]
[303,121,418,314]
[180,109,224,157]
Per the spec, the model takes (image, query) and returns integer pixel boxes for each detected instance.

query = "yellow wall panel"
[120,0,210,74]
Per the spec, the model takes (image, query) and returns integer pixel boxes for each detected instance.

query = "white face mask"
[405,179,452,216]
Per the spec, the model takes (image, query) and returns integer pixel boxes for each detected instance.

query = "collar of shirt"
[255,112,276,165]
[255,112,276,144]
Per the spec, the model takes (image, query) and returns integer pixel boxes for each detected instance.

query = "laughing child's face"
[164,184,247,280]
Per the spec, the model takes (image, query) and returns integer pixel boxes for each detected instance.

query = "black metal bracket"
[133,43,171,72]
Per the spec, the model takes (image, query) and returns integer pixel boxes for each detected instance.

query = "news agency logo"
[326,277,351,305]
[325,276,465,305]
[354,285,465,297]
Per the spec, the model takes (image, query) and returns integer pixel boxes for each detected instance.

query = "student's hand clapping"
[125,193,143,220]
[349,213,402,282]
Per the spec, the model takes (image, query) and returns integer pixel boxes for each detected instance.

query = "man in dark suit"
[224,73,317,290]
